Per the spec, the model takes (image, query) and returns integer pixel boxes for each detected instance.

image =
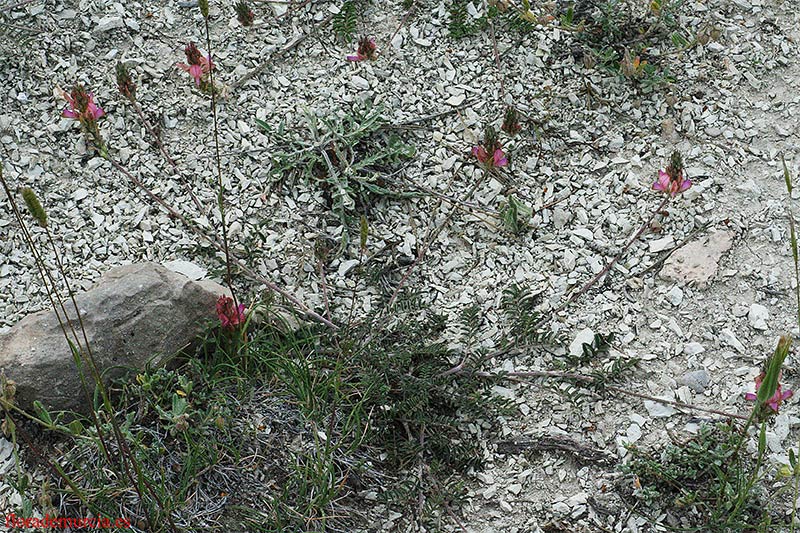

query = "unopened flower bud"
[21,188,47,228]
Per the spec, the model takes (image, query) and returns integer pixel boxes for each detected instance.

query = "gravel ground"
[3,0,800,530]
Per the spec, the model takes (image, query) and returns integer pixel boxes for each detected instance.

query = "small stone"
[337,259,360,277]
[572,228,594,241]
[491,385,515,400]
[748,303,769,330]
[607,136,624,151]
[644,398,677,418]
[72,188,89,201]
[391,33,403,50]
[678,370,710,393]
[649,236,675,253]
[626,423,642,443]
[683,342,705,356]
[569,328,595,356]
[507,483,522,495]
[163,259,207,281]
[666,286,683,306]
[351,76,370,90]
[445,94,466,106]
[732,304,750,318]
[552,501,570,515]
[94,16,124,33]
[721,328,745,353]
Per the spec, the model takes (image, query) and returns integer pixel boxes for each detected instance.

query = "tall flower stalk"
[198,0,239,316]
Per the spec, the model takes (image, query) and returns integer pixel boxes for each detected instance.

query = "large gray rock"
[0,262,227,413]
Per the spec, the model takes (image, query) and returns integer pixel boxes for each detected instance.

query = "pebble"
[721,328,745,353]
[94,16,124,33]
[678,370,710,393]
[644,398,677,418]
[569,328,595,356]
[666,286,683,306]
[351,76,370,90]
[163,259,207,281]
[649,236,675,253]
[748,303,769,330]
[683,342,705,356]
[446,94,466,106]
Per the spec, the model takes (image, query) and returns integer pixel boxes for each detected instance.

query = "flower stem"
[202,14,238,314]
[550,195,670,318]
[126,96,205,214]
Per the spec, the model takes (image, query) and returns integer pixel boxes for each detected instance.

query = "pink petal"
[177,62,190,72]
[678,179,692,192]
[744,392,757,401]
[87,102,104,120]
[473,146,488,163]
[346,54,363,61]
[62,109,78,118]
[493,149,508,167]
[782,389,794,401]
[189,65,203,86]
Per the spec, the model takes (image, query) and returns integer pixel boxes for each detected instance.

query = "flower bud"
[21,187,47,228]
[116,62,136,100]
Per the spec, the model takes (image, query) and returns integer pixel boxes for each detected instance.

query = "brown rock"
[659,230,735,288]
[0,262,226,413]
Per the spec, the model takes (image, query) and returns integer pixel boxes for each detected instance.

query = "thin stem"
[463,367,749,421]
[202,15,238,314]
[230,14,335,91]
[549,195,670,318]
[488,19,505,98]
[126,96,205,214]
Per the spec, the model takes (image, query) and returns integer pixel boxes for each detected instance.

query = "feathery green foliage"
[333,0,359,41]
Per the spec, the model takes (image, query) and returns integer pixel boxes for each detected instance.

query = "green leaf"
[758,422,766,455]
[33,400,52,426]
[757,335,791,405]
[783,156,793,194]
[789,448,796,470]
[68,420,84,436]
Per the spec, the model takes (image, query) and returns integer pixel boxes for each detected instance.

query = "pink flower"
[178,43,214,86]
[652,169,691,197]
[472,146,508,168]
[745,372,794,413]
[216,295,246,330]
[61,87,105,121]
[347,36,377,62]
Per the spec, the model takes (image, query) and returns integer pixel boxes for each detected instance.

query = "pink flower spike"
[493,148,508,167]
[216,295,246,330]
[86,98,104,120]
[744,372,794,413]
